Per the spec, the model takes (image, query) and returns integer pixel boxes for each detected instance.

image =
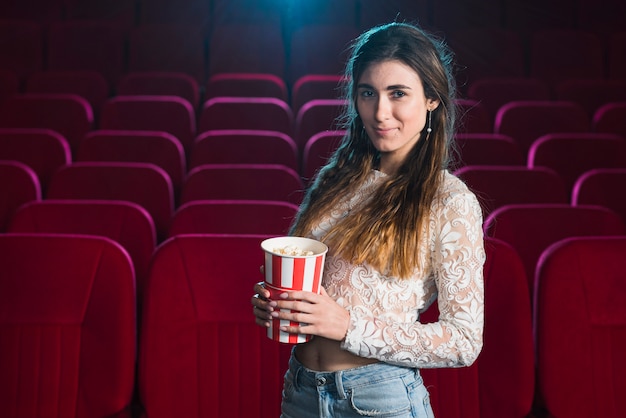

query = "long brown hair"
[291,22,458,278]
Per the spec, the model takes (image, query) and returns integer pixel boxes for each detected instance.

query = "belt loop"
[293,364,302,391]
[334,370,348,400]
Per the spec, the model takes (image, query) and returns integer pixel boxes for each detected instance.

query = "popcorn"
[272,245,314,256]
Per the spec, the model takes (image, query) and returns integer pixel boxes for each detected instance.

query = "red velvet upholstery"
[294,98,347,151]
[25,70,109,119]
[420,237,534,418]
[116,72,201,110]
[0,20,43,81]
[527,132,626,194]
[0,128,71,193]
[139,234,292,418]
[592,101,626,138]
[455,99,492,134]
[206,73,288,102]
[8,199,156,296]
[534,236,626,418]
[0,93,93,156]
[455,165,568,218]
[454,133,525,167]
[0,69,19,105]
[100,95,196,158]
[484,204,626,297]
[301,130,344,181]
[181,164,304,206]
[572,168,626,225]
[190,130,298,172]
[128,24,206,84]
[0,233,136,418]
[494,100,589,154]
[555,79,626,118]
[169,200,298,237]
[77,130,186,199]
[467,77,550,125]
[0,160,41,232]
[198,97,294,137]
[47,162,174,241]
[291,74,344,114]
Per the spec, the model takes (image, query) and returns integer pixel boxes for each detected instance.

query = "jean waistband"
[288,349,421,398]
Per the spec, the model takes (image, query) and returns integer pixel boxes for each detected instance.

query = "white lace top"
[309,169,485,369]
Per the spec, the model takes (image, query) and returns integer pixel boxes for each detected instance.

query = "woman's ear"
[427,98,440,111]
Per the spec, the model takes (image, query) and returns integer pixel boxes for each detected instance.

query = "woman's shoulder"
[434,170,481,208]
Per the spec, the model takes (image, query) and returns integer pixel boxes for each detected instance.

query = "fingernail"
[280,292,289,299]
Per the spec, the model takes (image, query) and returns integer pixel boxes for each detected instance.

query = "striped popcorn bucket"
[261,236,328,343]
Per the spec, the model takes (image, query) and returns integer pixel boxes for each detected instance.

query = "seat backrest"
[0,69,19,104]
[128,24,206,84]
[0,233,136,418]
[139,234,291,418]
[77,129,186,196]
[100,95,196,157]
[554,79,626,118]
[0,160,41,231]
[455,165,568,218]
[301,130,344,181]
[290,74,344,114]
[592,101,626,138]
[46,21,125,85]
[455,99,492,134]
[205,73,288,102]
[169,200,298,237]
[198,97,293,137]
[477,237,534,418]
[528,133,626,194]
[294,98,347,151]
[534,236,626,418]
[494,100,589,154]
[0,128,71,193]
[484,204,626,297]
[454,133,525,168]
[572,168,626,225]
[25,70,109,118]
[190,129,297,171]
[8,199,156,295]
[0,93,94,155]
[116,71,200,109]
[47,162,174,241]
[181,163,304,206]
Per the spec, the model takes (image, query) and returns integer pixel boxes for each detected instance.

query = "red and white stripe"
[264,253,324,293]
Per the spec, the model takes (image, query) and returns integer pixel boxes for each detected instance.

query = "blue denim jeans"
[281,351,435,418]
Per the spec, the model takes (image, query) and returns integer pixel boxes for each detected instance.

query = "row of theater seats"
[2,227,625,417]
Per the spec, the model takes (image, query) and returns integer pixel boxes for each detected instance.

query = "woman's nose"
[374,97,391,121]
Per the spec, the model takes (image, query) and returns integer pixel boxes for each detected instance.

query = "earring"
[425,109,433,139]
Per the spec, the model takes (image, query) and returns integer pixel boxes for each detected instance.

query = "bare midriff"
[294,336,380,372]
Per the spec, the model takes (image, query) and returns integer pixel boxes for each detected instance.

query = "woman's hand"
[272,287,350,342]
[251,281,275,328]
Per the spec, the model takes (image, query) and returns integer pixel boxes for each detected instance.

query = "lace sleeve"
[340,186,485,368]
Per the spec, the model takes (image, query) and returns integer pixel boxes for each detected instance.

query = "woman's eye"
[360,90,374,98]
[392,90,406,98]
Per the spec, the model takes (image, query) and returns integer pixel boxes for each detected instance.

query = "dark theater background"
[1,0,626,417]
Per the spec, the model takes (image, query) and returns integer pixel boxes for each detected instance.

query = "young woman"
[251,22,485,418]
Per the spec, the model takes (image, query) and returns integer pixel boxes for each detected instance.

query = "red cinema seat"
[0,160,41,232]
[0,128,71,193]
[555,79,626,118]
[0,20,43,82]
[190,130,298,172]
[0,93,94,156]
[534,236,626,418]
[199,97,294,137]
[181,164,304,206]
[100,95,196,157]
[77,130,186,200]
[494,100,589,154]
[0,233,136,418]
[0,69,19,105]
[454,134,525,168]
[291,74,344,114]
[294,99,346,151]
[484,204,626,297]
[527,133,626,194]
[8,200,156,295]
[169,200,298,237]
[116,71,200,110]
[47,162,174,241]
[455,165,568,218]
[455,99,491,134]
[301,130,344,181]
[205,73,288,102]
[138,234,292,418]
[572,168,626,225]
[593,101,626,138]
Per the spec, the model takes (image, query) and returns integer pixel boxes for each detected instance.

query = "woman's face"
[356,59,439,172]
